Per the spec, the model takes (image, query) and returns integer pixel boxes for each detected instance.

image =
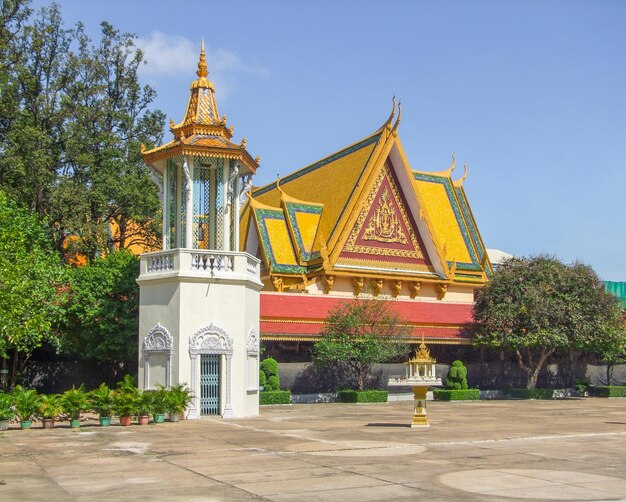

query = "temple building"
[137,44,493,416]
[241,102,492,354]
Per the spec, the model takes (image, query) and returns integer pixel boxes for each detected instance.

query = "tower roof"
[142,42,259,174]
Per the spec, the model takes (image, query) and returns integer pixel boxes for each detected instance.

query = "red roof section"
[260,293,473,339]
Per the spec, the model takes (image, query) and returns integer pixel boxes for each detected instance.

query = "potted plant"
[89,383,114,426]
[137,391,152,425]
[0,392,14,430]
[151,386,168,423]
[12,385,40,429]
[113,390,139,427]
[60,385,89,428]
[38,394,62,429]
[165,384,193,422]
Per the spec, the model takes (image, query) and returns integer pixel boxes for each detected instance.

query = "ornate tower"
[138,43,262,418]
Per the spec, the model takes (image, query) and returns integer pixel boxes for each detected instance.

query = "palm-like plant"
[60,385,89,421]
[89,384,114,418]
[12,386,40,423]
[38,394,62,419]
[0,392,14,422]
[166,384,193,415]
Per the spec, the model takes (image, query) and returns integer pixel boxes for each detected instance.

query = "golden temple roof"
[241,102,492,285]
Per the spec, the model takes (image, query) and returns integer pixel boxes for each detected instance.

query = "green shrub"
[260,358,278,377]
[574,379,590,394]
[259,390,291,405]
[433,389,480,401]
[266,375,280,391]
[260,357,281,390]
[259,370,267,388]
[445,360,468,390]
[588,386,626,397]
[338,389,388,403]
[509,388,555,399]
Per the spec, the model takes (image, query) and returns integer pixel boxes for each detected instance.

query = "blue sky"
[35,0,626,280]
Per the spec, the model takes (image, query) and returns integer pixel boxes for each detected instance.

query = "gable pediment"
[337,159,436,274]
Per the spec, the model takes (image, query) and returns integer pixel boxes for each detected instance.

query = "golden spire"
[416,336,431,360]
[197,38,208,78]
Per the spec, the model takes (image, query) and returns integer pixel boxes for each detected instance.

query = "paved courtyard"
[1,398,625,501]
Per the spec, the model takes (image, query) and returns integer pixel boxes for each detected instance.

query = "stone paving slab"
[0,398,625,501]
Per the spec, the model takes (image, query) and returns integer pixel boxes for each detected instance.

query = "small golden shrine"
[389,338,442,428]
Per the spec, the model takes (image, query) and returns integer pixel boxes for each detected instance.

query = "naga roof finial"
[197,38,208,78]
[453,161,468,187]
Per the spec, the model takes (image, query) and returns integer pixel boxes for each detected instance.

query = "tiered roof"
[142,41,259,173]
[241,100,492,288]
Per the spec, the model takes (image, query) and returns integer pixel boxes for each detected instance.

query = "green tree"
[473,256,625,389]
[65,250,139,374]
[0,3,164,261]
[0,190,67,390]
[313,299,410,390]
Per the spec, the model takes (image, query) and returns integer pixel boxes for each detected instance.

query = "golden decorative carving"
[323,274,335,294]
[169,118,175,129]
[436,282,448,300]
[229,126,234,135]
[221,115,227,125]
[241,138,247,148]
[363,189,407,244]
[391,280,402,298]
[372,278,384,297]
[140,143,146,153]
[271,276,284,293]
[352,276,364,296]
[255,155,261,164]
[409,281,421,299]
[416,337,431,360]
[343,163,425,260]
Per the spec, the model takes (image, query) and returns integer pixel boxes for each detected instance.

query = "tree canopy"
[65,250,140,375]
[313,299,410,390]
[0,1,165,261]
[0,189,67,389]
[473,255,625,389]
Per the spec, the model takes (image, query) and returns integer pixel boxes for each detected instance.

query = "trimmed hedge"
[509,388,555,400]
[338,389,388,403]
[588,386,626,398]
[259,390,292,405]
[433,389,480,401]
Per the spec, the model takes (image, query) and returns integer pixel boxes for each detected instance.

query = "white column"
[222,353,234,418]
[234,175,241,251]
[188,354,200,419]
[182,156,193,249]
[144,354,150,389]
[222,160,230,251]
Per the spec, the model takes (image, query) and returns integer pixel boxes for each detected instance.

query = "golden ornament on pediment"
[363,189,407,244]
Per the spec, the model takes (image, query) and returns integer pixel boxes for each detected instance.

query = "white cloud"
[136,31,268,98]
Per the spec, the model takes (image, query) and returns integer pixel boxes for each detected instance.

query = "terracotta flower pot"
[138,414,150,425]
[42,418,55,430]
[119,415,132,426]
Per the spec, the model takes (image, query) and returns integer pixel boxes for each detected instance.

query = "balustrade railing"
[140,249,259,280]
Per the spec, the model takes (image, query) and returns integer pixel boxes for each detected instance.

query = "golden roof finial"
[416,336,431,360]
[392,102,402,137]
[453,161,468,188]
[197,39,208,78]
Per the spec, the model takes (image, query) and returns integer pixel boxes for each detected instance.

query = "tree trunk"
[515,347,555,390]
[607,363,614,386]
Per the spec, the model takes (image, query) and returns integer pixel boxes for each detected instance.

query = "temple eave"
[142,144,259,171]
